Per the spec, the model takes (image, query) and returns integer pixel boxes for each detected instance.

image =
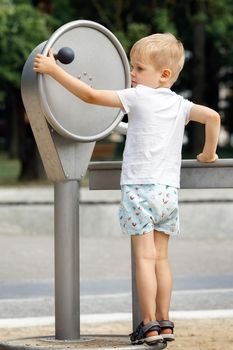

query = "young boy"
[34,33,220,347]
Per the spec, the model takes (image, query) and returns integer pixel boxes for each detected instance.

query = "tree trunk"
[6,88,19,159]
[7,87,46,181]
[188,1,206,155]
[205,41,220,111]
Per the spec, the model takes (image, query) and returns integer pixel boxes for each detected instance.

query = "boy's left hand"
[197,153,218,163]
[33,49,57,75]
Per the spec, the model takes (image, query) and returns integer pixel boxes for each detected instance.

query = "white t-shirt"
[116,85,193,188]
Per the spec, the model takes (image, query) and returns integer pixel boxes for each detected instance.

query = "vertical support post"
[131,238,141,331]
[54,180,80,340]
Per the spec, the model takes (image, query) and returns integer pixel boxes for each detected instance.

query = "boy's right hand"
[33,49,57,75]
[197,153,218,163]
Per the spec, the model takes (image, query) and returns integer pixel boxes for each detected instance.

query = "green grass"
[0,155,21,185]
[0,154,88,187]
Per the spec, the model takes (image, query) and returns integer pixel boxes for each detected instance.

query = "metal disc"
[38,20,130,142]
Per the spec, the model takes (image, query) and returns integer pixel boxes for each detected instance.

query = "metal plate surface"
[88,159,233,190]
[39,20,130,141]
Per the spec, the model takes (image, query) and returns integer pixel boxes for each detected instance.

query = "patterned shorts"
[119,184,179,236]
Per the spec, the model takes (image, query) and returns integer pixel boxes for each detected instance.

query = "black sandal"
[129,321,167,348]
[158,320,175,342]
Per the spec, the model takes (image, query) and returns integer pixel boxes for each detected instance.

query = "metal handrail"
[89,158,233,170]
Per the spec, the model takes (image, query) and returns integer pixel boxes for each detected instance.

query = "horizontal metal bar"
[89,160,122,170]
[181,159,233,168]
[88,159,233,190]
[89,159,233,170]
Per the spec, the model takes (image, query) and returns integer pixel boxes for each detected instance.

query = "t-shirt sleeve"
[184,100,194,125]
[116,88,137,114]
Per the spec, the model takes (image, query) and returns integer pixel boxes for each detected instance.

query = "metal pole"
[54,180,80,340]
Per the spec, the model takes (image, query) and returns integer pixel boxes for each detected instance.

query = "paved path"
[0,236,232,318]
[0,186,233,320]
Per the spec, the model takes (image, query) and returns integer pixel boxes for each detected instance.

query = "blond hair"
[130,33,185,84]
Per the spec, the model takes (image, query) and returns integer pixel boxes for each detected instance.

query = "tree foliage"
[1,0,233,180]
[0,0,53,94]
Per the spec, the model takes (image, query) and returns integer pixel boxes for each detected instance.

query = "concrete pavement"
[1,186,233,238]
[0,185,233,322]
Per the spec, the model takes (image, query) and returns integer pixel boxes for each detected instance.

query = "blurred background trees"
[0,0,233,181]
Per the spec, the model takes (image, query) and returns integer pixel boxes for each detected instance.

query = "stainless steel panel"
[89,159,233,190]
[39,20,130,141]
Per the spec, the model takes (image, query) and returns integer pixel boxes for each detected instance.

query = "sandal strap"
[142,321,161,334]
[129,322,143,341]
[159,320,174,331]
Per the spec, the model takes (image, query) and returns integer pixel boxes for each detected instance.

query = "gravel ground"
[0,318,232,350]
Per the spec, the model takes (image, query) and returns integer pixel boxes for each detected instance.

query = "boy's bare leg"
[154,230,173,335]
[131,231,157,329]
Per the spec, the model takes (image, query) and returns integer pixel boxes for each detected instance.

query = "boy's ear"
[161,68,172,81]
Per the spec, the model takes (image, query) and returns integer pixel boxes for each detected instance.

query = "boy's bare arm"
[33,49,123,108]
[189,104,221,162]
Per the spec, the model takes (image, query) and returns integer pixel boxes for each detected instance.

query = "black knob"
[54,47,75,64]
